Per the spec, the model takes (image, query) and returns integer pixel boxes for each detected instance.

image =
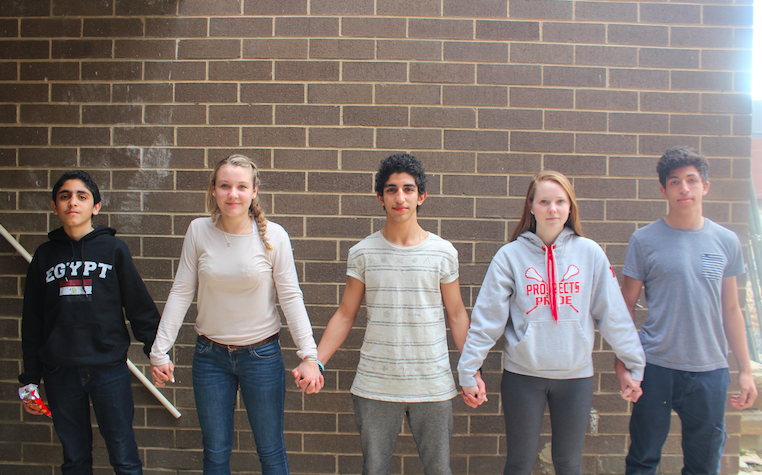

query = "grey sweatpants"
[501,370,594,475]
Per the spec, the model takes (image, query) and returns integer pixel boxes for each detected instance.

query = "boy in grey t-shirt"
[616,146,757,475]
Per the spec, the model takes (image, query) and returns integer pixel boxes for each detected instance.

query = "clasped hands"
[291,360,324,394]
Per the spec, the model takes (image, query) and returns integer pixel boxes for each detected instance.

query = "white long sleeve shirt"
[150,217,317,365]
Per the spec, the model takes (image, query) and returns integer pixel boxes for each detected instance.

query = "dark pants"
[500,371,594,475]
[626,364,730,475]
[43,362,142,475]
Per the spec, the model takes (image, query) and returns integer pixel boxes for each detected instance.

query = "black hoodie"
[19,225,160,385]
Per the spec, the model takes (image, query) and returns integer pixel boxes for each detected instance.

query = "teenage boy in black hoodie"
[19,170,160,475]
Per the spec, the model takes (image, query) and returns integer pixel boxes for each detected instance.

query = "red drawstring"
[545,245,558,322]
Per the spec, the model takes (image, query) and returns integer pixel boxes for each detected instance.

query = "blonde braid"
[251,199,272,251]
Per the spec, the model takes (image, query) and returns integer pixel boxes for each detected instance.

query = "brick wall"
[0,0,753,473]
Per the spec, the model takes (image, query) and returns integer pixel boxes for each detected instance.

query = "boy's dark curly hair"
[52,170,102,205]
[375,153,427,211]
[656,146,709,187]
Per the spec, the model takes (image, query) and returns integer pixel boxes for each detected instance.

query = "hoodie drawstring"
[544,245,559,322]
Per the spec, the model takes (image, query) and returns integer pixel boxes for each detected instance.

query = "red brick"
[146,18,208,38]
[733,115,751,136]
[375,84,439,105]
[510,131,573,153]
[444,130,509,151]
[272,105,338,126]
[342,62,407,82]
[702,50,751,71]
[411,63,474,84]
[377,0,440,16]
[178,39,240,59]
[476,20,539,41]
[0,127,46,146]
[175,83,238,103]
[441,219,505,241]
[84,19,143,38]
[342,18,406,38]
[608,113,667,134]
[21,19,81,38]
[545,111,606,132]
[343,106,407,127]
[80,148,140,168]
[16,148,73,168]
[411,107,475,128]
[510,43,572,64]
[114,0,177,16]
[306,217,370,238]
[51,83,110,103]
[544,66,605,87]
[274,61,339,81]
[377,40,441,61]
[144,191,204,213]
[0,105,16,123]
[310,0,373,15]
[113,84,173,103]
[640,92,699,113]
[607,24,668,46]
[0,63,16,81]
[115,40,176,60]
[274,149,337,170]
[444,42,508,63]
[671,115,731,136]
[145,105,206,125]
[52,0,112,16]
[442,175,506,197]
[0,84,48,103]
[114,127,174,146]
[81,62,142,81]
[275,17,338,37]
[609,69,669,89]
[671,27,734,48]
[641,4,701,24]
[511,87,573,109]
[701,137,751,158]
[542,22,605,43]
[577,45,637,67]
[20,62,78,81]
[409,19,472,39]
[52,40,111,59]
[306,172,371,193]
[177,127,239,147]
[412,152,475,173]
[308,39,373,60]
[209,61,270,81]
[243,84,305,103]
[444,0,507,18]
[82,105,142,124]
[0,2,50,16]
[509,0,572,19]
[638,135,701,157]
[474,197,523,219]
[672,71,734,91]
[0,40,49,59]
[607,200,666,222]
[309,128,373,148]
[576,134,637,155]
[377,128,441,150]
[703,6,754,27]
[144,61,206,81]
[51,127,109,146]
[242,127,306,147]
[210,105,272,125]
[477,64,541,85]
[544,154,607,176]
[143,148,205,169]
[640,48,700,69]
[178,0,241,15]
[443,86,507,106]
[702,94,750,115]
[479,109,542,130]
[244,0,307,15]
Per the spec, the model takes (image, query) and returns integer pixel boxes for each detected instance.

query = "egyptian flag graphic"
[59,279,93,299]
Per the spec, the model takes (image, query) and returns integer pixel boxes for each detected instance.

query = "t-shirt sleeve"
[622,233,647,282]
[723,232,745,278]
[439,242,459,284]
[346,247,365,283]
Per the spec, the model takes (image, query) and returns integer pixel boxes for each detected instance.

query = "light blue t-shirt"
[623,218,744,372]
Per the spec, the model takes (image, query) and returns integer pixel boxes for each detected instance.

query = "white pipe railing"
[0,223,181,418]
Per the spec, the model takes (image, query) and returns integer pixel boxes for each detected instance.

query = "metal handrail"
[0,223,181,418]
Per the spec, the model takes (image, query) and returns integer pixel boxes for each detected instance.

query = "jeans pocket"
[250,340,281,359]
[195,337,212,354]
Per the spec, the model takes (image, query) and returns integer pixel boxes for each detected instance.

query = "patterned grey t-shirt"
[623,218,744,372]
[347,231,459,402]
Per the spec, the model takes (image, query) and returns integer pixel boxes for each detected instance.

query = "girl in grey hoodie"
[458,170,645,475]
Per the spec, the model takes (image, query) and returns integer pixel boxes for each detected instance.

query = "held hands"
[291,360,324,394]
[151,361,175,388]
[461,371,488,409]
[615,360,643,403]
[731,372,758,409]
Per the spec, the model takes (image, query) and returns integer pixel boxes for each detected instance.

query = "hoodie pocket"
[44,324,113,359]
[509,320,591,372]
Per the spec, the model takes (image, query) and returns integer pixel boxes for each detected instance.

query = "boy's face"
[377,172,426,223]
[51,179,101,231]
[660,165,709,212]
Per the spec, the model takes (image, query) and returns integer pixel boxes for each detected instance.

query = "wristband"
[317,359,325,375]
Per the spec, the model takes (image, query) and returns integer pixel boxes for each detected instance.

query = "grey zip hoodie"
[458,228,645,387]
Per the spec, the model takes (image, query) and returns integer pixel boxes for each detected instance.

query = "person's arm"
[614,276,645,401]
[441,278,486,408]
[115,242,161,357]
[292,276,365,393]
[19,256,45,387]
[722,275,758,409]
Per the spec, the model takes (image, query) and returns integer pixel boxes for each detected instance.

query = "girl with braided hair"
[150,155,321,474]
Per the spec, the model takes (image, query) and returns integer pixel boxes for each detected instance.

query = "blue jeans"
[626,364,730,475]
[42,362,142,475]
[352,395,453,475]
[192,335,289,475]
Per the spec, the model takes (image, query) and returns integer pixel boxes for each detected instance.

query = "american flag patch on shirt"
[59,279,92,296]
[701,253,725,281]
